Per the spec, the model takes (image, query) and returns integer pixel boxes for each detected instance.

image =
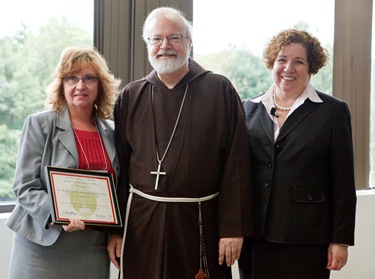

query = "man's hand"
[107,233,123,270]
[218,237,243,266]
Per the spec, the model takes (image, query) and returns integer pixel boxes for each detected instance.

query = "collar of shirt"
[250,83,323,140]
[251,83,323,118]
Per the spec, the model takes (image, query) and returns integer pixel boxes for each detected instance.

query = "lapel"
[276,99,317,142]
[258,103,275,144]
[96,119,116,165]
[56,108,78,165]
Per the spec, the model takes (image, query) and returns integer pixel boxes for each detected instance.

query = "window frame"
[332,0,373,189]
[1,0,373,212]
[0,203,15,213]
[97,0,372,190]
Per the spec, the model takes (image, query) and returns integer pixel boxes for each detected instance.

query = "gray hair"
[142,7,193,43]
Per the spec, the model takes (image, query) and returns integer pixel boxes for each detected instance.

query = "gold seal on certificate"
[45,166,122,227]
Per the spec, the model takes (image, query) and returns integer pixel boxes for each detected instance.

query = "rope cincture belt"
[119,184,219,279]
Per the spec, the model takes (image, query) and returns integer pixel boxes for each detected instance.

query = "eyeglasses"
[63,75,99,85]
[147,34,189,45]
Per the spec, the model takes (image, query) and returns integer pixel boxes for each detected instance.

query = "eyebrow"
[277,54,307,61]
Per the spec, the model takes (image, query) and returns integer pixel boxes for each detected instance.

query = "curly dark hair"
[263,29,329,75]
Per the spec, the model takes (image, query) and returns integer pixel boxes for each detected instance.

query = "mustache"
[156,50,177,56]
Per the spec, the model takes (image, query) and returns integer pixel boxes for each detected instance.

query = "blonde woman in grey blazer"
[6,47,121,279]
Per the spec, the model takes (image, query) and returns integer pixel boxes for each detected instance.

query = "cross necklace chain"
[150,84,189,190]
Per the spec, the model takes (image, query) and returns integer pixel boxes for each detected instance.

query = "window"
[193,0,334,99]
[194,0,374,189]
[0,0,94,208]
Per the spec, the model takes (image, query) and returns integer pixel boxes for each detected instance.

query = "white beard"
[149,49,190,74]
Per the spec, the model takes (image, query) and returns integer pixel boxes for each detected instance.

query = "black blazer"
[244,91,356,245]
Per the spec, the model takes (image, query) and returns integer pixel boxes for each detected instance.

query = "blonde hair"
[45,47,121,119]
[263,29,328,75]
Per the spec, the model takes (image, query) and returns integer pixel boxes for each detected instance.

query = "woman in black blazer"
[238,29,356,279]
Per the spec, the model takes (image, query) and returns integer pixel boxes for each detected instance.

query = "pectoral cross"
[150,162,166,190]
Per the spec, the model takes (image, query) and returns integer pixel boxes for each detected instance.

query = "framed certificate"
[45,166,122,227]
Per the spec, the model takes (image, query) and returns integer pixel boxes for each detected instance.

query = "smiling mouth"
[282,76,296,81]
[157,54,177,59]
[156,50,177,58]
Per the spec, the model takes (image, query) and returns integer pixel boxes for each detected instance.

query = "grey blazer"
[6,108,120,246]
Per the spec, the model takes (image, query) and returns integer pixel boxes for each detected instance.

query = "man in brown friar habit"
[107,6,253,279]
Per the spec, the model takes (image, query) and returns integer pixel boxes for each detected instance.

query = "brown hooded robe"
[113,59,253,279]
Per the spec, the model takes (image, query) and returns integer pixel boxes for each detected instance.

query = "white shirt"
[250,83,323,140]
